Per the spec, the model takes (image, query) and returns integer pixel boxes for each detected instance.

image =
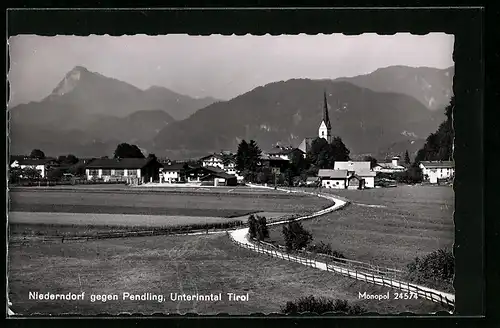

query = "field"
[8,233,447,315]
[8,185,452,315]
[9,188,330,217]
[268,185,454,269]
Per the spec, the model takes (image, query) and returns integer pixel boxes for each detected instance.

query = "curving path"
[229,184,455,307]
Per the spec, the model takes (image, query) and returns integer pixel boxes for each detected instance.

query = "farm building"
[85,157,162,184]
[259,154,289,174]
[373,156,407,173]
[318,169,349,189]
[333,161,376,188]
[10,157,58,178]
[159,162,184,183]
[200,152,243,181]
[185,166,237,186]
[419,161,455,184]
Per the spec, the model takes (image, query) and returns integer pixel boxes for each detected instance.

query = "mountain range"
[9,65,454,159]
[335,65,454,111]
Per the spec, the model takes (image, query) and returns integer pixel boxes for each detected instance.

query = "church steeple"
[323,90,332,130]
[318,91,332,142]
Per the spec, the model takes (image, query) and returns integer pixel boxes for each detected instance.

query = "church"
[298,91,333,153]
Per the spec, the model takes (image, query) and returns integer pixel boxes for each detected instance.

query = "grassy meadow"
[268,185,454,269]
[8,234,447,315]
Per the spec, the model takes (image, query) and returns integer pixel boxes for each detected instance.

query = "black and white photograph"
[7,32,456,316]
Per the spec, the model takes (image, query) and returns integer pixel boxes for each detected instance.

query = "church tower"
[318,91,332,143]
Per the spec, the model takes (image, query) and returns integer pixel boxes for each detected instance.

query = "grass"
[8,233,448,315]
[9,189,331,216]
[268,186,454,270]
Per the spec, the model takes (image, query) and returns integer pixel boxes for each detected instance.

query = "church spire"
[323,90,332,130]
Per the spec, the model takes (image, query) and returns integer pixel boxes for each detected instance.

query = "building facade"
[419,161,455,184]
[85,158,162,184]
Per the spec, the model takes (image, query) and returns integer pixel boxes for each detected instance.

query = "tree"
[113,143,145,159]
[248,215,258,239]
[282,220,313,251]
[284,168,295,186]
[307,137,350,170]
[404,150,411,165]
[57,154,79,165]
[289,149,309,176]
[256,216,269,241]
[30,149,45,159]
[415,96,454,163]
[363,156,378,169]
[247,140,262,173]
[330,137,350,162]
[236,140,249,172]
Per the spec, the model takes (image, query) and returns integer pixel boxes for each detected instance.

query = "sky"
[8,33,454,106]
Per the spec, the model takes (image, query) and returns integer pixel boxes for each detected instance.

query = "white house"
[373,156,407,173]
[333,161,376,188]
[159,162,184,183]
[201,153,244,182]
[10,157,58,178]
[419,161,455,184]
[85,158,162,184]
[318,169,349,189]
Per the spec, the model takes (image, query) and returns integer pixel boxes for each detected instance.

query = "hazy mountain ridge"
[9,65,450,158]
[335,65,454,111]
[153,78,444,157]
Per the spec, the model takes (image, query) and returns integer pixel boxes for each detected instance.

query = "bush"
[406,248,454,291]
[281,296,367,315]
[248,215,258,239]
[282,220,313,251]
[248,215,269,241]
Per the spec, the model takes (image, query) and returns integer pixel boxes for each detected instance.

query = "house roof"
[260,154,289,161]
[306,176,320,182]
[419,161,455,169]
[318,169,349,179]
[334,161,371,172]
[375,163,406,170]
[12,158,58,166]
[85,158,156,169]
[200,154,223,161]
[356,170,377,177]
[162,163,185,171]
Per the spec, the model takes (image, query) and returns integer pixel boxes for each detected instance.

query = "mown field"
[9,189,330,216]
[269,185,454,269]
[8,233,447,315]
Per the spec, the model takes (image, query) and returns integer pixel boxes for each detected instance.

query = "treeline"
[415,96,454,163]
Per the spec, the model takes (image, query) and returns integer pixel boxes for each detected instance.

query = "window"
[128,169,137,176]
[102,169,111,176]
[336,181,339,185]
[327,181,330,185]
[89,169,98,176]
[114,169,125,176]
[322,131,325,136]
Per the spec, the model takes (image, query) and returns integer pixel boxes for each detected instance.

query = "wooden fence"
[228,233,454,309]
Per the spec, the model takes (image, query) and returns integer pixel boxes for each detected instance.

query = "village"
[9,93,455,190]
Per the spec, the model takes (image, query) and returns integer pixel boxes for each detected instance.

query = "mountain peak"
[50,66,92,96]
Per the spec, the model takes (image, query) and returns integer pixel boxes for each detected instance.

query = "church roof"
[322,91,332,130]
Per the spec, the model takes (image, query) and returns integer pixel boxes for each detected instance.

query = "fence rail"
[10,224,244,245]
[229,233,454,309]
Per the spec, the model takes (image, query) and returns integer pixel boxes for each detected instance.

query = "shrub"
[282,220,313,251]
[256,215,269,241]
[281,296,367,315]
[406,248,454,291]
[248,215,258,239]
